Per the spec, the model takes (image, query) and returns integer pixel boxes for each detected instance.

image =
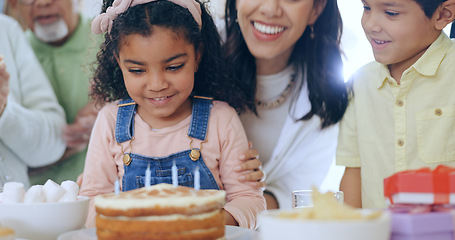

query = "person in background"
[7,0,102,185]
[0,14,66,188]
[80,0,265,229]
[338,0,455,209]
[223,0,349,209]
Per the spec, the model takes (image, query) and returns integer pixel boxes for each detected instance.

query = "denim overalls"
[115,96,220,192]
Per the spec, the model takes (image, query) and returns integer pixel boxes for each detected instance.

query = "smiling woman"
[222,0,349,210]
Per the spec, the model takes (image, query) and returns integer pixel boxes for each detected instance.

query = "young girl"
[79,0,266,229]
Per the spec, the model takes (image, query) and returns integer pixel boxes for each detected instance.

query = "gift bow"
[384,165,455,205]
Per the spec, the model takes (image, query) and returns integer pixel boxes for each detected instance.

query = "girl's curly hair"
[92,0,247,112]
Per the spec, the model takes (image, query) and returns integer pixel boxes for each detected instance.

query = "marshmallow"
[24,185,46,203]
[58,180,79,202]
[2,182,25,203]
[43,179,65,202]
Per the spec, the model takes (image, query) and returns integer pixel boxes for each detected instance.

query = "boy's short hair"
[415,0,447,18]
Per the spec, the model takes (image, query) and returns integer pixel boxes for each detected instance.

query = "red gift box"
[384,165,455,205]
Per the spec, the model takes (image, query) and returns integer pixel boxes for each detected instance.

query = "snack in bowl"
[0,226,14,240]
[95,183,226,240]
[0,179,80,204]
[259,189,390,240]
[0,180,89,240]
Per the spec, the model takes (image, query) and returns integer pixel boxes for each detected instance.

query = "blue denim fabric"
[115,98,136,143]
[188,97,212,140]
[115,97,219,191]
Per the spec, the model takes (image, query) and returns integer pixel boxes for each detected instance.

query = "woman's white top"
[241,66,341,208]
[216,19,343,208]
[240,65,294,163]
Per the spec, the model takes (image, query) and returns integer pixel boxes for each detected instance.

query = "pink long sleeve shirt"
[79,100,265,229]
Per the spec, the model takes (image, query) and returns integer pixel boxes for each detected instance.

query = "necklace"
[255,71,296,110]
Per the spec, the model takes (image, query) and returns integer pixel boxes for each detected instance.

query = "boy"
[337,0,455,209]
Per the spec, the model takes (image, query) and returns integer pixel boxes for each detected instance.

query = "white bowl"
[259,209,391,240]
[0,196,89,240]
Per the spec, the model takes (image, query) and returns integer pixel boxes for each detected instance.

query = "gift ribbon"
[433,165,453,204]
[384,165,455,205]
[384,167,431,204]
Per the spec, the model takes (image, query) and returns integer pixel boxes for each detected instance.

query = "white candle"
[114,178,120,195]
[172,161,178,187]
[145,163,151,188]
[194,167,200,191]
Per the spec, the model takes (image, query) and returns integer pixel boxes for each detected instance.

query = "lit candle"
[145,163,151,188]
[114,178,120,195]
[194,166,200,191]
[172,161,178,187]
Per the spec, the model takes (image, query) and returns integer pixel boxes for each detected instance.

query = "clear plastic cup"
[292,190,344,208]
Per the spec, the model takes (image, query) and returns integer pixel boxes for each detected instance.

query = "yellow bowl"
[0,196,89,240]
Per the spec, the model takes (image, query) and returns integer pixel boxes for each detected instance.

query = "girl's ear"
[308,0,327,25]
[194,44,203,72]
[434,0,455,30]
[114,53,121,66]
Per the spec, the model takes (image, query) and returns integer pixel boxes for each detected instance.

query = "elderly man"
[7,0,102,185]
[0,14,66,188]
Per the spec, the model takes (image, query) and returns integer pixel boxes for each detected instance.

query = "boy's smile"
[361,0,441,79]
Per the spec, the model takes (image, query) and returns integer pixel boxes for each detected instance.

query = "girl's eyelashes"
[362,5,371,12]
[128,69,144,74]
[126,64,185,74]
[167,63,184,72]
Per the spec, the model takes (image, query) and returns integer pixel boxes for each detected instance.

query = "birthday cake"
[94,183,226,240]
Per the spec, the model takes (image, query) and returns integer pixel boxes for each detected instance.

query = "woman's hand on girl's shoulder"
[236,144,266,190]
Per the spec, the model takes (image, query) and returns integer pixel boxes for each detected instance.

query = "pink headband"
[91,0,202,34]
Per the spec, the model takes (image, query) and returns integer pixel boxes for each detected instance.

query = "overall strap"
[188,96,213,141]
[115,98,137,143]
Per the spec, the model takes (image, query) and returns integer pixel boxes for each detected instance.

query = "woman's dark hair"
[224,0,348,128]
[93,0,247,111]
[414,0,447,18]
